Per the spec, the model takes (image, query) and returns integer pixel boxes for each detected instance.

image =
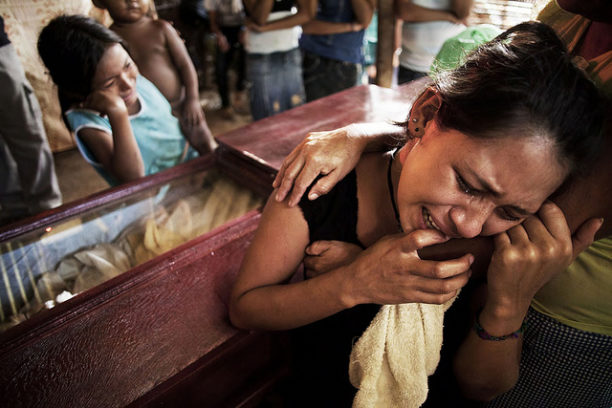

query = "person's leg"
[302,51,360,102]
[215,26,232,108]
[0,43,61,223]
[278,48,305,112]
[246,52,275,121]
[229,26,248,113]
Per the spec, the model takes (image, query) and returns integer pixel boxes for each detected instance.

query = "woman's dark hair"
[38,14,126,112]
[420,21,604,175]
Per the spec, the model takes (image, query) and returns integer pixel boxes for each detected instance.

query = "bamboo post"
[375,0,396,87]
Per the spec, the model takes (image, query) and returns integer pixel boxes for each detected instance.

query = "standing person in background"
[395,0,472,84]
[94,0,217,154]
[0,15,61,225]
[205,0,247,120]
[242,0,314,121]
[299,0,376,102]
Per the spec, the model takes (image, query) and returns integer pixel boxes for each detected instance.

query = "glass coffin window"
[0,168,264,332]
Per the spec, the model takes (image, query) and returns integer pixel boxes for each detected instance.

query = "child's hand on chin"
[84,89,128,117]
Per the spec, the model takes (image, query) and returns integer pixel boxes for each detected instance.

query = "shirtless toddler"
[94,0,217,154]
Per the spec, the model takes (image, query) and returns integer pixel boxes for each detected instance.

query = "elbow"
[354,9,374,27]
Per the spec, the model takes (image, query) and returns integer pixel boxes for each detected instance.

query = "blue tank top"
[65,75,196,185]
[299,0,366,64]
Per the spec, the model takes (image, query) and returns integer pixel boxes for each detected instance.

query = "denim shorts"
[246,47,305,121]
[302,50,362,102]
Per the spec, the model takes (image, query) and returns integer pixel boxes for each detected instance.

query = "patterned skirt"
[483,308,612,408]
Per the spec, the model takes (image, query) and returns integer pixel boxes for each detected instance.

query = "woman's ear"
[407,87,442,137]
[397,137,419,164]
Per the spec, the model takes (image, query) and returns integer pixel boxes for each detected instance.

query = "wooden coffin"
[0,83,422,407]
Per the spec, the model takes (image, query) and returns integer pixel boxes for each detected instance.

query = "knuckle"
[430,263,445,278]
[438,280,453,293]
[432,293,449,305]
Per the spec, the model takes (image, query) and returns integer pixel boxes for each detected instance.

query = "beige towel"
[349,296,457,408]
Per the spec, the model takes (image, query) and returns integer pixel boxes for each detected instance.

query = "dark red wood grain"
[218,83,426,171]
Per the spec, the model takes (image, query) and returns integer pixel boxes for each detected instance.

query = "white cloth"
[399,0,466,72]
[245,10,300,54]
[349,296,457,408]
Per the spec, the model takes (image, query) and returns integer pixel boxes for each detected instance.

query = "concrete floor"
[54,90,252,204]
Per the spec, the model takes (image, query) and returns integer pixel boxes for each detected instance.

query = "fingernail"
[468,254,475,265]
[309,193,318,200]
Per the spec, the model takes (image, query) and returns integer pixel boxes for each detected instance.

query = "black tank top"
[287,170,378,407]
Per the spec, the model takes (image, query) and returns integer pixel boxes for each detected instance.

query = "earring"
[410,117,424,137]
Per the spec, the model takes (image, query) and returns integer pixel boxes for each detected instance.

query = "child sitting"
[94,0,217,154]
[38,14,199,186]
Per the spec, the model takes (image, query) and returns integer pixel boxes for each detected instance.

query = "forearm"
[178,60,200,102]
[230,265,353,330]
[243,0,274,24]
[348,122,407,152]
[418,236,493,279]
[395,0,459,23]
[302,19,359,34]
[256,8,313,31]
[453,312,522,401]
[107,111,145,181]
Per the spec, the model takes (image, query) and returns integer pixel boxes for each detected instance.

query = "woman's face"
[396,121,567,238]
[92,43,139,109]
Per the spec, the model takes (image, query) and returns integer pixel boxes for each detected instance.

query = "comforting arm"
[273,122,406,206]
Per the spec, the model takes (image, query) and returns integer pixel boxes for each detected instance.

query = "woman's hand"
[304,240,364,278]
[181,97,204,129]
[273,124,370,206]
[342,229,474,306]
[481,201,602,333]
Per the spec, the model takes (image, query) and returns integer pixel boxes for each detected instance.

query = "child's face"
[100,0,149,23]
[92,44,140,109]
[395,121,567,239]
